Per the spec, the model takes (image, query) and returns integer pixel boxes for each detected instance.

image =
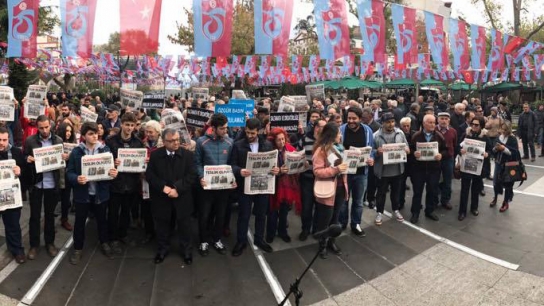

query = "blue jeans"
[339,173,367,228]
[236,193,268,244]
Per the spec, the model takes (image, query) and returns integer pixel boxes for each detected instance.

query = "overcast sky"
[40,0,542,57]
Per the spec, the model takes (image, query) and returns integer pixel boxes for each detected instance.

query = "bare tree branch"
[525,20,544,41]
[482,0,498,30]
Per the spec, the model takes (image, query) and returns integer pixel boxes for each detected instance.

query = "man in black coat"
[146,128,196,264]
[229,118,279,256]
[517,103,537,161]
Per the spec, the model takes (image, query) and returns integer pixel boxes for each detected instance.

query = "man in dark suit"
[146,128,196,264]
[229,118,279,256]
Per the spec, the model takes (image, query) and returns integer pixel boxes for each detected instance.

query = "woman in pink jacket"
[312,122,348,259]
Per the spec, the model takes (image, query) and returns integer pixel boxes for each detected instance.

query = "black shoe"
[480,190,486,196]
[139,234,154,245]
[213,240,227,255]
[232,242,247,257]
[327,241,342,255]
[399,203,405,210]
[522,156,529,160]
[425,213,439,221]
[183,254,193,265]
[154,253,166,264]
[341,224,347,230]
[254,240,273,253]
[265,236,274,244]
[298,231,309,241]
[319,248,328,259]
[351,224,366,237]
[458,213,466,221]
[410,214,419,224]
[198,243,209,257]
[441,202,453,210]
[279,235,291,243]
[368,200,376,209]
[471,210,479,216]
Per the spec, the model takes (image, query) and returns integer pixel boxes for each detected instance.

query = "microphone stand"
[278,243,325,306]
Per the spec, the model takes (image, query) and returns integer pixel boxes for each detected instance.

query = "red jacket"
[270,143,302,213]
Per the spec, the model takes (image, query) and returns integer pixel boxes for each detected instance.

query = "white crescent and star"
[140,6,151,19]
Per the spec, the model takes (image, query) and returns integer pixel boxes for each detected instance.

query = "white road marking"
[0,260,20,285]
[382,211,520,270]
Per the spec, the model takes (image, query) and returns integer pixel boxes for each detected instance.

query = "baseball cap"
[381,112,395,122]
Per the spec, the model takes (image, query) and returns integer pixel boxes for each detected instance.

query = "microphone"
[313,224,342,241]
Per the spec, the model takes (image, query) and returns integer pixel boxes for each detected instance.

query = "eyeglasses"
[164,138,180,143]
[471,123,480,127]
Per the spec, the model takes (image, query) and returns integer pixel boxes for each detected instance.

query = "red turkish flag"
[120,0,162,56]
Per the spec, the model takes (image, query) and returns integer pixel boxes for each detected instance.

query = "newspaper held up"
[203,165,236,190]
[142,179,150,199]
[0,87,15,121]
[416,142,439,161]
[382,143,407,165]
[350,146,372,167]
[0,160,17,182]
[278,96,296,112]
[244,150,278,195]
[120,88,143,109]
[0,179,23,212]
[460,138,486,175]
[33,144,65,173]
[291,96,310,112]
[343,149,362,174]
[63,143,78,154]
[80,106,98,123]
[284,150,306,174]
[162,109,184,130]
[81,152,114,182]
[192,88,209,100]
[24,85,47,119]
[305,84,325,104]
[117,149,147,173]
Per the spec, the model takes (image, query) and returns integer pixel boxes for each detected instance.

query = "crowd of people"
[0,90,538,265]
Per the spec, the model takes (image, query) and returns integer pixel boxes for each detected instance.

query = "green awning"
[480,82,522,93]
[420,79,444,87]
[449,82,472,90]
[384,78,416,89]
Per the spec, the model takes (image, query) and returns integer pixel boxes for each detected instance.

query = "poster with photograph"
[0,87,15,121]
[343,149,362,174]
[460,138,486,175]
[305,84,325,104]
[25,85,47,105]
[33,144,65,173]
[278,96,296,112]
[0,160,16,182]
[0,179,23,212]
[80,106,98,123]
[351,146,372,167]
[416,142,439,161]
[231,90,247,99]
[63,143,78,154]
[244,150,278,195]
[81,152,114,182]
[120,88,143,109]
[192,88,209,100]
[203,165,236,190]
[117,149,147,173]
[186,107,214,128]
[284,150,306,174]
[162,109,184,130]
[382,143,407,165]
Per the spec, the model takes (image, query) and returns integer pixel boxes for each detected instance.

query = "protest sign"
[0,87,15,121]
[186,107,214,128]
[244,150,278,195]
[215,104,246,127]
[285,150,306,174]
[142,93,165,109]
[203,165,236,190]
[230,99,254,118]
[460,139,486,175]
[80,106,98,123]
[0,179,23,212]
[192,88,209,100]
[305,84,325,104]
[120,89,143,109]
[382,143,407,165]
[270,112,302,133]
[416,142,439,161]
[81,152,114,181]
[117,149,147,173]
[33,144,65,173]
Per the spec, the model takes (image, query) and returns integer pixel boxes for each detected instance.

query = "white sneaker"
[375,213,383,226]
[394,210,404,222]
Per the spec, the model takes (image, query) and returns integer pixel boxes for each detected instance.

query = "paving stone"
[397,253,453,285]
[368,266,431,305]
[309,298,338,306]
[472,288,542,306]
[459,258,508,287]
[0,293,17,306]
[422,243,480,271]
[332,283,396,306]
[494,270,544,305]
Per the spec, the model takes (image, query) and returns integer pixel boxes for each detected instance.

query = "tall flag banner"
[448,18,469,76]
[417,53,431,80]
[120,0,162,55]
[521,55,533,81]
[391,4,417,69]
[514,41,543,63]
[244,55,257,76]
[534,54,544,80]
[487,29,504,73]
[291,55,303,75]
[314,0,351,60]
[503,34,524,54]
[356,0,386,70]
[60,0,97,58]
[424,11,448,70]
[7,0,39,58]
[470,24,486,70]
[254,0,293,56]
[193,0,233,57]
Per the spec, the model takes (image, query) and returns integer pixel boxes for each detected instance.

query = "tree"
[471,0,544,41]
[94,32,121,54]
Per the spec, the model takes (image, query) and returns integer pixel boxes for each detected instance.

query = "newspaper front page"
[460,138,486,175]
[231,90,247,99]
[0,179,23,212]
[285,150,306,174]
[117,149,147,173]
[203,165,236,190]
[80,106,98,123]
[416,142,439,161]
[0,87,15,121]
[244,150,278,195]
[81,152,114,181]
[63,143,78,154]
[0,160,16,181]
[382,143,407,165]
[278,96,296,112]
[33,144,65,173]
[344,149,362,174]
[305,84,325,104]
[120,88,144,109]
[24,85,47,119]
[142,179,150,199]
[192,88,209,100]
[162,109,184,130]
[351,146,372,167]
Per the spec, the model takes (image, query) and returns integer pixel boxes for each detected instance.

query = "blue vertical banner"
[313,0,350,60]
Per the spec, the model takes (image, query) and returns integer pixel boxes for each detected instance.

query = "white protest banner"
[120,88,143,109]
[416,142,439,161]
[382,143,407,165]
[231,90,247,99]
[344,149,362,174]
[351,146,372,167]
[80,106,98,123]
[63,143,78,154]
[244,150,278,195]
[285,150,306,174]
[460,138,486,175]
[0,87,15,121]
[117,149,147,173]
[33,144,65,173]
[203,165,236,190]
[192,88,209,100]
[81,152,114,182]
[0,179,23,212]
[305,84,325,104]
[0,160,16,182]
